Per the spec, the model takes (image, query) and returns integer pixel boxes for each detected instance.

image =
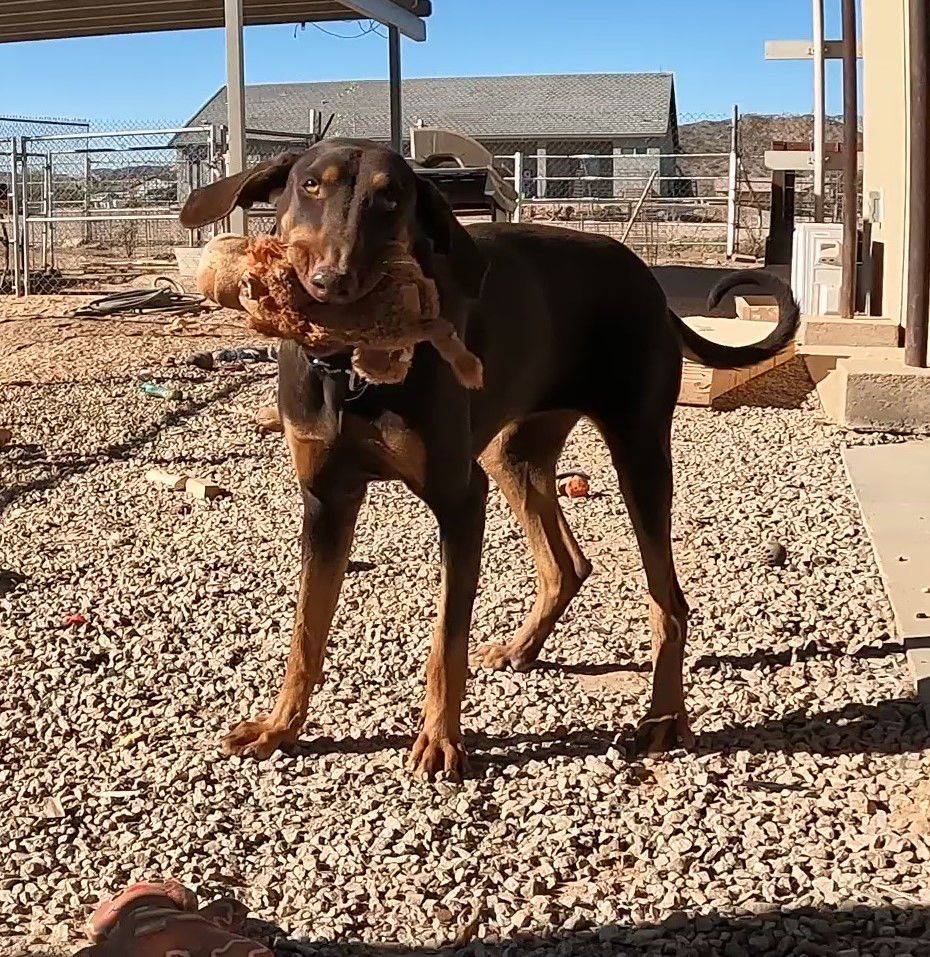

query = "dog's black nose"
[309,268,352,302]
[310,270,332,290]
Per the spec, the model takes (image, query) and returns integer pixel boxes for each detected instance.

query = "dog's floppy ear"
[180,153,299,229]
[413,174,487,299]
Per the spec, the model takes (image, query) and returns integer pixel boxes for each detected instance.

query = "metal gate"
[16,125,216,294]
[1,137,19,294]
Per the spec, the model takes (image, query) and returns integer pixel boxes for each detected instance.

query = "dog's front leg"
[408,463,488,781]
[222,473,364,760]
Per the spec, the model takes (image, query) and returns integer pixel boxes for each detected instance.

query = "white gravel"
[1,356,929,957]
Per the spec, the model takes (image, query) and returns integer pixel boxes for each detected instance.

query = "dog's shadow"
[288,694,928,766]
[282,637,925,766]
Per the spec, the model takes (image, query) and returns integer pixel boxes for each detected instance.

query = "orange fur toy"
[196,234,483,388]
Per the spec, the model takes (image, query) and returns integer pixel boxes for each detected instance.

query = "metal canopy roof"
[0,0,430,44]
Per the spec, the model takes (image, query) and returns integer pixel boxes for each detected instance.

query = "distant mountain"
[679,113,850,177]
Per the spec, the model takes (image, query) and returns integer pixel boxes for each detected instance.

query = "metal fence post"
[83,152,92,244]
[513,150,523,223]
[20,137,29,295]
[42,153,53,270]
[726,105,739,258]
[10,137,21,296]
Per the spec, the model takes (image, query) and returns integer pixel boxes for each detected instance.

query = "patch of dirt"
[0,293,260,385]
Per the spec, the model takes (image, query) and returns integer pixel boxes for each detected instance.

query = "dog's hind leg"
[475,411,592,672]
[593,410,692,754]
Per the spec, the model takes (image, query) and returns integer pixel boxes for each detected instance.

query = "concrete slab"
[841,359,930,431]
[801,316,901,347]
[801,346,930,431]
[801,347,902,424]
[843,442,930,708]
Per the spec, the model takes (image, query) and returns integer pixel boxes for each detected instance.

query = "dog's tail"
[670,269,800,370]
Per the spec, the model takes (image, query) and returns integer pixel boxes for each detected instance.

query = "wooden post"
[537,142,547,199]
[905,0,929,366]
[839,0,859,320]
[766,169,796,266]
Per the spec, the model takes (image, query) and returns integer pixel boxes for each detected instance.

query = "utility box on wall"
[791,222,846,316]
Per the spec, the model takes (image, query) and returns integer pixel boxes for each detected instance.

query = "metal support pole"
[388,26,403,153]
[224,0,247,234]
[726,104,739,258]
[513,150,523,223]
[839,0,859,319]
[812,0,826,222]
[905,0,929,367]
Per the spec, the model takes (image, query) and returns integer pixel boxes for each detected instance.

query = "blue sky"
[0,0,857,124]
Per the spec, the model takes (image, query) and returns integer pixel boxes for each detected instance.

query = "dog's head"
[181,138,486,311]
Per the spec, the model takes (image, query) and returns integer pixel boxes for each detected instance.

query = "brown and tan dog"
[180,139,799,780]
[75,881,271,957]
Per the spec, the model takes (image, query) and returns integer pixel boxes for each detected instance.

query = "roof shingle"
[186,72,675,141]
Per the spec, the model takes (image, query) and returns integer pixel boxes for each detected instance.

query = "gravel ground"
[0,294,255,386]
[1,340,929,956]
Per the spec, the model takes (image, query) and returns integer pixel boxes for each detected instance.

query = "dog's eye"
[303,178,320,195]
[376,195,398,212]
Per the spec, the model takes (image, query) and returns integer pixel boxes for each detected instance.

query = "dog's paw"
[407,731,467,782]
[632,711,695,755]
[473,642,536,672]
[220,714,298,760]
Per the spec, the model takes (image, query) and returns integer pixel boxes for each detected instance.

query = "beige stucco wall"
[862,0,910,325]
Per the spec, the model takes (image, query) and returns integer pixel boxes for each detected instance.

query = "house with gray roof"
[181,72,682,199]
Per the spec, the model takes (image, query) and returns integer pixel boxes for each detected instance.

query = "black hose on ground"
[72,278,204,318]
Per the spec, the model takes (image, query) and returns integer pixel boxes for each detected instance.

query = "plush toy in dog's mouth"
[195,233,483,389]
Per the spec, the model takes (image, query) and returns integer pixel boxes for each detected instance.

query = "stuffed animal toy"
[196,234,483,388]
[74,880,272,957]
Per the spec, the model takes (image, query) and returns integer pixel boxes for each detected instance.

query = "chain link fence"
[0,119,325,294]
[17,125,220,293]
[491,112,738,265]
[0,106,858,292]
[491,112,855,265]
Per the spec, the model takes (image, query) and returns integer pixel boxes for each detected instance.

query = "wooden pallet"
[678,316,796,407]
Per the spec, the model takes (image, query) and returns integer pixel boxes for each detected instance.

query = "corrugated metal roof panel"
[0,0,428,43]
